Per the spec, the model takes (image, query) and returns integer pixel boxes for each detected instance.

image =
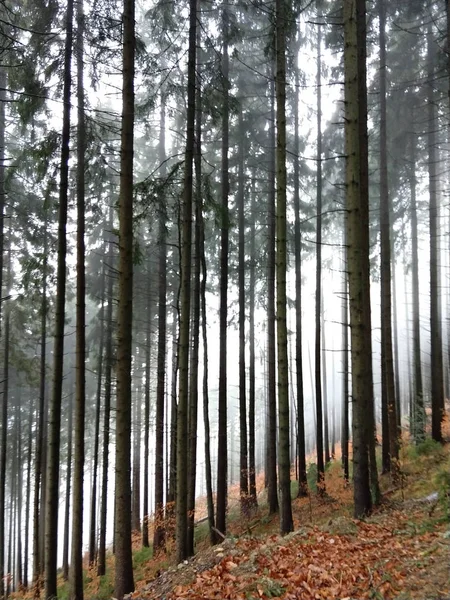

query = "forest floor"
[84,437,450,600]
[16,437,450,600]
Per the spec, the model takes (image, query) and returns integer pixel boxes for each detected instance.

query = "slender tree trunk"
[32,216,48,589]
[0,63,6,600]
[142,278,152,548]
[44,0,73,593]
[344,0,377,517]
[238,112,249,516]
[248,177,258,508]
[62,387,73,582]
[315,22,326,489]
[267,73,279,516]
[216,2,229,539]
[341,229,349,482]
[24,391,33,587]
[427,27,445,443]
[153,88,167,553]
[321,303,330,465]
[176,0,196,563]
[97,224,114,577]
[114,0,136,592]
[89,264,105,565]
[70,1,86,594]
[379,0,399,477]
[276,0,293,535]
[293,36,307,498]
[409,128,425,442]
[132,381,141,532]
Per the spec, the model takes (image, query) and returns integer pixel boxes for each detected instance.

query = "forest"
[0,0,449,598]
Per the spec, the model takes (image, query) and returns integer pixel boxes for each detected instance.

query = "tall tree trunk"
[378,0,398,477]
[248,177,258,508]
[62,385,73,582]
[293,35,307,498]
[409,127,425,442]
[153,87,167,553]
[216,2,229,538]
[315,22,326,489]
[132,381,141,532]
[238,112,249,516]
[0,62,6,600]
[176,0,196,563]
[24,391,33,587]
[341,229,349,482]
[97,222,114,577]
[427,27,445,444]
[32,215,48,588]
[142,277,152,548]
[70,1,86,594]
[89,264,105,565]
[267,73,279,516]
[44,0,73,593]
[114,0,136,592]
[321,303,330,465]
[344,0,377,517]
[276,0,293,535]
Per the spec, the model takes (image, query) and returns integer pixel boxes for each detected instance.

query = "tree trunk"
[132,380,141,532]
[44,0,73,593]
[343,0,377,518]
[238,111,249,516]
[248,177,258,508]
[176,0,196,563]
[427,26,445,444]
[341,229,349,482]
[293,35,307,498]
[142,277,152,548]
[0,62,6,600]
[267,72,279,516]
[97,219,114,577]
[153,87,167,553]
[275,0,293,535]
[89,263,105,564]
[62,385,73,582]
[409,127,425,442]
[378,0,399,477]
[114,0,136,592]
[315,22,326,489]
[216,2,229,539]
[70,0,86,594]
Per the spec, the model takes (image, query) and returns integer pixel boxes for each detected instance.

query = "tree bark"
[216,2,229,539]
[114,0,136,593]
[275,0,293,535]
[344,0,377,518]
[176,0,196,563]
[44,0,73,593]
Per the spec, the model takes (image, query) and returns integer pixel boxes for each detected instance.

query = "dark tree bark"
[62,385,73,582]
[97,219,114,577]
[216,2,229,539]
[32,216,48,587]
[44,0,73,594]
[70,0,86,594]
[0,63,6,600]
[427,27,445,444]
[238,111,249,516]
[267,73,279,516]
[142,277,152,548]
[409,127,425,442]
[341,230,349,482]
[114,0,136,593]
[176,0,196,563]
[248,177,258,508]
[89,264,105,564]
[378,0,398,477]
[275,0,293,535]
[153,87,167,553]
[343,0,378,518]
[314,22,326,489]
[293,35,307,498]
